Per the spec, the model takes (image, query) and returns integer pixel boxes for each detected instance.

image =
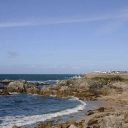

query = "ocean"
[0,74,86,128]
[0,74,75,81]
[0,74,76,84]
[0,94,86,128]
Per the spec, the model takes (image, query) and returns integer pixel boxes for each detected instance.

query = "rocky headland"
[1,71,128,128]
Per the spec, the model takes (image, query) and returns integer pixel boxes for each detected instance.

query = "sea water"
[0,74,86,128]
[0,74,75,81]
[0,94,86,128]
[0,74,76,85]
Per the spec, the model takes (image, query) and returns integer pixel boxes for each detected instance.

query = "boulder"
[7,81,26,92]
[87,110,94,115]
[60,86,69,91]
[68,124,77,128]
[124,112,128,123]
[97,107,105,112]
[26,86,39,94]
[88,118,98,126]
[0,89,9,95]
[99,115,124,128]
[12,125,20,128]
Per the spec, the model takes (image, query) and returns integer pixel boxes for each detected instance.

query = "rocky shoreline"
[1,72,128,128]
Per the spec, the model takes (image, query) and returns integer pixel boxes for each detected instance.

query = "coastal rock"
[26,85,40,94]
[60,86,69,91]
[97,107,105,112]
[87,110,94,115]
[99,115,124,128]
[87,118,98,126]
[112,82,128,91]
[6,80,41,94]
[0,80,14,85]
[7,81,26,92]
[0,89,9,95]
[12,125,20,128]
[57,78,88,90]
[124,112,128,123]
[86,113,124,128]
[68,124,77,128]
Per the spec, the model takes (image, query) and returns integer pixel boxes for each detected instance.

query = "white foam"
[27,80,45,84]
[27,80,57,84]
[9,92,19,95]
[0,97,86,128]
[68,96,86,106]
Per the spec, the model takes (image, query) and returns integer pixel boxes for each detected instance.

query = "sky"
[0,0,128,74]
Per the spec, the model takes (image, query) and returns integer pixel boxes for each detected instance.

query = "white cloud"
[0,9,128,28]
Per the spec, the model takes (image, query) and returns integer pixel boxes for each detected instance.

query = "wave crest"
[0,97,86,128]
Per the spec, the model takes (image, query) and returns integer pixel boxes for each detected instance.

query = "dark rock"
[124,112,128,123]
[97,107,105,112]
[87,110,94,115]
[88,119,98,126]
[0,89,9,95]
[12,125,20,128]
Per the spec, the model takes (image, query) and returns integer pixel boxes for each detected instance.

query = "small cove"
[0,93,86,128]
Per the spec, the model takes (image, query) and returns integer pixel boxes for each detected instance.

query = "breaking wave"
[0,97,86,128]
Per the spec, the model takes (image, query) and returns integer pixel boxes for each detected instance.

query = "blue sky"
[0,0,128,74]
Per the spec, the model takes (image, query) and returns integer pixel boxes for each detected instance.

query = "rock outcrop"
[1,73,127,99]
[7,80,26,93]
[0,88,9,95]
